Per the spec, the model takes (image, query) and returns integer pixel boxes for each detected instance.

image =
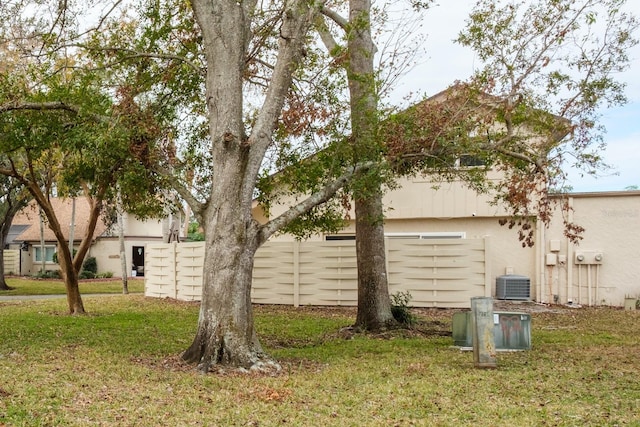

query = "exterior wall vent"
[496,274,530,300]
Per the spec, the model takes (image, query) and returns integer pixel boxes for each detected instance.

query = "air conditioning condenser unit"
[496,274,530,300]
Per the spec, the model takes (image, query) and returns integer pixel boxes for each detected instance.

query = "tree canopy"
[0,0,637,368]
[0,3,171,313]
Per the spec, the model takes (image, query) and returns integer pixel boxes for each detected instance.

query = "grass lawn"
[2,277,145,295]
[0,296,638,426]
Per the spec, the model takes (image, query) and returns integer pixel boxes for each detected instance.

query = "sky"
[387,1,640,193]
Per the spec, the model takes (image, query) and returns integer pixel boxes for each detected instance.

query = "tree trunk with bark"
[28,186,105,314]
[347,0,395,330]
[56,243,86,314]
[0,183,29,290]
[182,186,266,371]
[0,212,14,290]
[117,192,128,294]
[354,193,394,329]
[182,0,318,371]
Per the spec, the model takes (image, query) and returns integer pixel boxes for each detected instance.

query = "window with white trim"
[34,246,56,263]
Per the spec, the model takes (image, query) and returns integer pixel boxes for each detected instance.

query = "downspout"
[537,220,546,303]
[595,264,600,305]
[578,264,582,305]
[587,264,592,306]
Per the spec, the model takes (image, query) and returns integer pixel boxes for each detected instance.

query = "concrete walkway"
[0,293,138,301]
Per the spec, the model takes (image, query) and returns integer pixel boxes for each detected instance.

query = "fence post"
[293,241,300,307]
[172,241,178,299]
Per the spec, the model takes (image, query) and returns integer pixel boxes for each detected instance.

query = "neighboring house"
[257,84,640,307]
[145,177,640,308]
[144,86,640,308]
[263,173,640,307]
[6,198,181,277]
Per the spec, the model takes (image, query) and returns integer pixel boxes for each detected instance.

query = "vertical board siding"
[144,238,488,308]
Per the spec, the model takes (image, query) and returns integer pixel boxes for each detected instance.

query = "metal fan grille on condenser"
[496,275,530,300]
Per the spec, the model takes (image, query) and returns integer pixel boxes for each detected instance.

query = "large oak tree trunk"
[181,230,267,372]
[348,0,394,330]
[354,194,394,329]
[184,0,321,370]
[181,146,272,371]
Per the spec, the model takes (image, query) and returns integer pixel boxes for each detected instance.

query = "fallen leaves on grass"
[238,385,292,403]
[129,354,193,373]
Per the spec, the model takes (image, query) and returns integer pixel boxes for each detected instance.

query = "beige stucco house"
[261,171,640,307]
[256,86,639,307]
[142,85,640,308]
[6,198,181,277]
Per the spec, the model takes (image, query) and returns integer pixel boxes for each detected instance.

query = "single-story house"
[6,197,183,277]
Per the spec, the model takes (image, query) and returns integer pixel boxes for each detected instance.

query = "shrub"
[33,269,61,279]
[80,257,98,279]
[79,270,95,279]
[52,249,77,264]
[96,272,114,279]
[82,257,97,274]
[390,291,416,327]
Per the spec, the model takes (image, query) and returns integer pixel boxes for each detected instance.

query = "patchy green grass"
[0,298,638,426]
[2,277,144,295]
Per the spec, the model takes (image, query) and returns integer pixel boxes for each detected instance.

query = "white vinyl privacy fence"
[145,238,491,308]
[2,250,20,276]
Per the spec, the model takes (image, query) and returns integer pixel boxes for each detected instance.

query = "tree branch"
[0,101,111,123]
[153,164,205,223]
[257,162,373,244]
[320,6,348,30]
[243,0,327,201]
[83,47,205,76]
[316,15,340,54]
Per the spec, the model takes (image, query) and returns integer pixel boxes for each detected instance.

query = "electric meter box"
[452,311,531,350]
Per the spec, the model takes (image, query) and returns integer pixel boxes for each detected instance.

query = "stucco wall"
[265,174,640,306]
[89,237,165,276]
[543,193,640,306]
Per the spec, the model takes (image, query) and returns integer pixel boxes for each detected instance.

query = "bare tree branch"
[257,162,373,244]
